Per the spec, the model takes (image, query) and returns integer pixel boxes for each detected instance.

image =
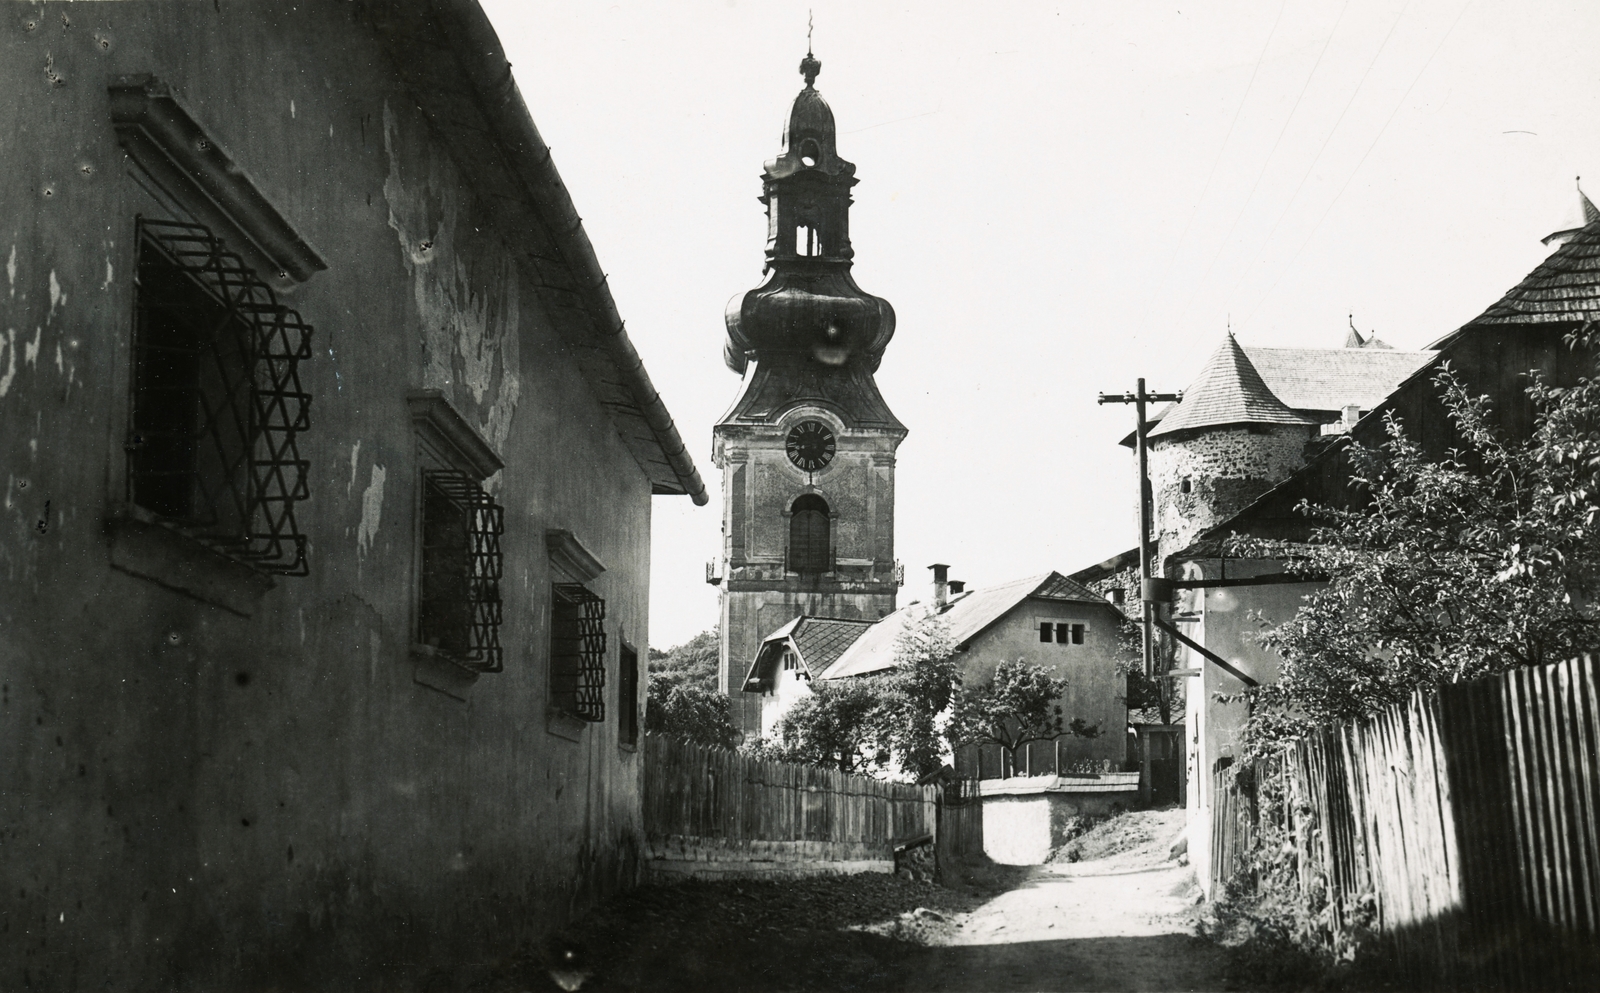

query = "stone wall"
[1149,424,1313,563]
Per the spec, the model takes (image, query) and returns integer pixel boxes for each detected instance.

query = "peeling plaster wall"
[0,5,656,988]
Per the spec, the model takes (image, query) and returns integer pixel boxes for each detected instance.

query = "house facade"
[0,3,704,987]
[743,569,1130,772]
[1149,195,1600,894]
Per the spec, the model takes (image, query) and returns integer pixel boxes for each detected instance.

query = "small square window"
[619,644,639,747]
[552,583,607,722]
[1039,622,1053,643]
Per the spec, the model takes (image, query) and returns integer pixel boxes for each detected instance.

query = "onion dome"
[1151,333,1315,439]
[723,51,896,375]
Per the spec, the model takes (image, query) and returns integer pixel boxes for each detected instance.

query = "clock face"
[785,420,837,472]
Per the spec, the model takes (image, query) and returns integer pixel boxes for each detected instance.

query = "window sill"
[107,508,275,617]
[618,739,639,754]
[547,709,589,742]
[411,644,480,702]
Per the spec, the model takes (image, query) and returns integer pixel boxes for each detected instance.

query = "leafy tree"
[1230,358,1600,753]
[758,612,960,780]
[766,679,886,773]
[872,612,960,780]
[646,629,739,749]
[946,658,1099,770]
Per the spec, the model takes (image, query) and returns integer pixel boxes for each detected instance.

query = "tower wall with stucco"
[1149,424,1314,567]
[713,53,904,738]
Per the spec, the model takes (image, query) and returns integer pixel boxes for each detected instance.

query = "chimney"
[948,580,966,595]
[1341,404,1360,433]
[928,563,950,608]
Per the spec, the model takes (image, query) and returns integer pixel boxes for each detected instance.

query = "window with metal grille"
[619,644,639,747]
[552,584,606,722]
[129,218,312,575]
[417,469,504,672]
[789,494,830,574]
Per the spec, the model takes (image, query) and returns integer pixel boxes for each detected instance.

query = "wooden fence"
[936,777,985,867]
[643,735,938,878]
[1211,653,1600,983]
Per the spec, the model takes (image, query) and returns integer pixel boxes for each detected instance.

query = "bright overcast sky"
[480,1,1600,650]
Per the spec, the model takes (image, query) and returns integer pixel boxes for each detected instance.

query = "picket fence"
[1212,653,1600,983]
[642,735,938,877]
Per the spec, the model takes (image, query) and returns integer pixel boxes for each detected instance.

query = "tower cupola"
[723,50,895,375]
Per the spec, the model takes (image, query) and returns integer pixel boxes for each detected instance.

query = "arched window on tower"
[789,494,830,574]
[795,225,819,257]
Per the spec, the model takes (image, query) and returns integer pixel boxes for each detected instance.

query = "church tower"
[714,50,905,736]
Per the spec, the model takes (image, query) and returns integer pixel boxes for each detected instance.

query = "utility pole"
[1098,379,1181,678]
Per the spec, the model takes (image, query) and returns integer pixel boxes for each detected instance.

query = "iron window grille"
[551,584,607,722]
[418,469,505,673]
[129,218,312,575]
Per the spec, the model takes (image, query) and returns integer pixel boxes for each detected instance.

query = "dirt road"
[900,861,1227,992]
[894,810,1230,992]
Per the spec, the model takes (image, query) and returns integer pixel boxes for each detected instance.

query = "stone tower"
[714,50,905,736]
[1147,333,1317,567]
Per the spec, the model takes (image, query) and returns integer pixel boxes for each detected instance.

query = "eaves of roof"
[366,0,706,504]
[1434,218,1600,349]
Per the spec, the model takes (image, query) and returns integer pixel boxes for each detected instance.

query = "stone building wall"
[1149,425,1314,565]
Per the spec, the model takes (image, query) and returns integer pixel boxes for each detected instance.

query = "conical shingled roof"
[1149,333,1315,439]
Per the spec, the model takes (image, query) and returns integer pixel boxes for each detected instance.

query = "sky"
[480,1,1600,651]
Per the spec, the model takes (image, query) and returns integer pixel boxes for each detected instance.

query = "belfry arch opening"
[789,494,830,574]
[795,224,820,257]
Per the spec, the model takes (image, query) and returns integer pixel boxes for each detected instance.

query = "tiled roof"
[1457,218,1600,330]
[1242,346,1437,414]
[740,615,874,689]
[1149,334,1315,439]
[819,572,1117,680]
[792,617,876,673]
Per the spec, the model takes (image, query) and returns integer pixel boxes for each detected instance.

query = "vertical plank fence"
[1210,653,1600,985]
[643,735,938,881]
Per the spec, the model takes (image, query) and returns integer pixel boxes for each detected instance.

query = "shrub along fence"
[1212,653,1600,985]
[642,735,937,881]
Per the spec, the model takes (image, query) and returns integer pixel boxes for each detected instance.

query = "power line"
[1241,0,1473,328]
[1175,0,1351,328]
[1138,0,1288,330]
[1225,0,1414,311]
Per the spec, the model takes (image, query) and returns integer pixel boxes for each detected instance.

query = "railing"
[954,740,1124,780]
